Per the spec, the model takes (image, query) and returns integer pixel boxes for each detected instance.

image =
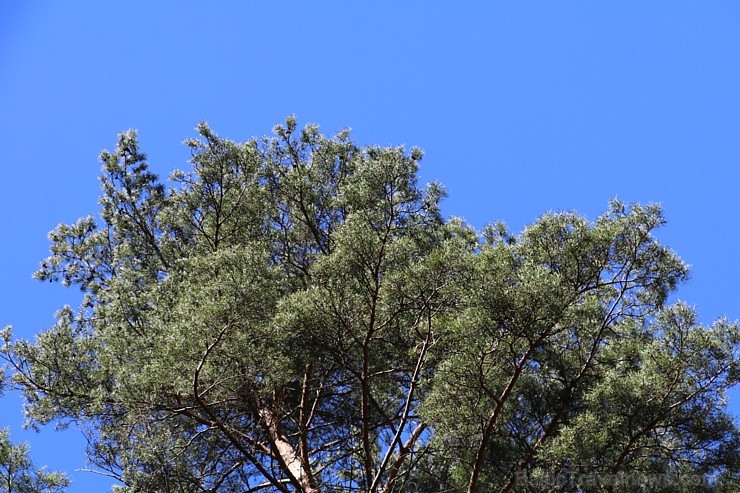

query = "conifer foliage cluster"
[2,118,738,492]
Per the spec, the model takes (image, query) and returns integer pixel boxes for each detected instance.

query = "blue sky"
[1,2,739,491]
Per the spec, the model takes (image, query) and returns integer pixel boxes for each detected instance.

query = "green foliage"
[0,429,69,493]
[1,119,738,492]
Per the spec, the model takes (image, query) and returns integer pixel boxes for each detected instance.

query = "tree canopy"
[2,117,738,492]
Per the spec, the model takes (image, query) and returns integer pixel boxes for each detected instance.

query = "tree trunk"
[260,407,319,493]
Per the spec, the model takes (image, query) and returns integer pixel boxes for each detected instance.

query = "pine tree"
[2,118,738,492]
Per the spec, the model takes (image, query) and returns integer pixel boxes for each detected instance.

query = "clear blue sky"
[1,2,739,491]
